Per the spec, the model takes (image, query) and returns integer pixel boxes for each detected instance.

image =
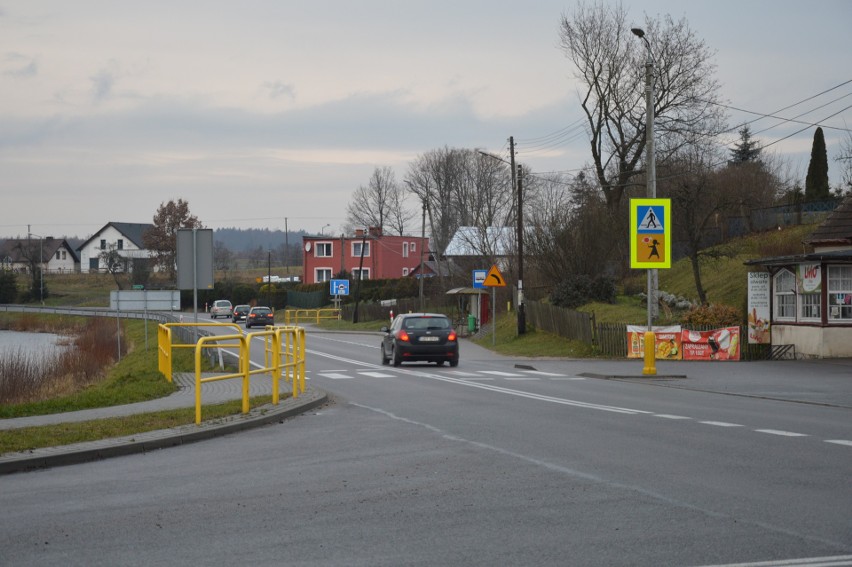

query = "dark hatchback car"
[380,313,459,367]
[245,306,274,329]
[232,304,251,324]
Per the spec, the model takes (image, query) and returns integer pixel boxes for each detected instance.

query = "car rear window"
[404,317,449,330]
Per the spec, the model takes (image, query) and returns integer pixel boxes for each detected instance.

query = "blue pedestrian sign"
[330,279,350,296]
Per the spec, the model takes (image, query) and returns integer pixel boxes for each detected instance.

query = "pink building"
[302,227,429,284]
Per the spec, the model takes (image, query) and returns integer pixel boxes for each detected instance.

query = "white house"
[77,222,155,274]
[0,237,80,274]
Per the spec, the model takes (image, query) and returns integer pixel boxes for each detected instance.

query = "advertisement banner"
[798,263,821,293]
[747,271,771,344]
[681,327,741,361]
[626,325,682,360]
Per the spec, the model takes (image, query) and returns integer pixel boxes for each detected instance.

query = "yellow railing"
[157,323,306,424]
[283,308,341,325]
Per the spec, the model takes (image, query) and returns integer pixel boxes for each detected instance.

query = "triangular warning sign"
[483,265,506,287]
[639,207,663,231]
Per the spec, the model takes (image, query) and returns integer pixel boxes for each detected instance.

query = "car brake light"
[448,331,457,342]
[398,330,410,342]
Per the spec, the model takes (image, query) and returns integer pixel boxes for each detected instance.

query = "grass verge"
[0,395,275,454]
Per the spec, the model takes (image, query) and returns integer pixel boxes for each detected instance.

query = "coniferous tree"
[805,127,830,200]
[729,125,761,164]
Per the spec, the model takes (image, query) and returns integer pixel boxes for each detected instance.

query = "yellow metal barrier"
[157,322,307,425]
[283,308,340,325]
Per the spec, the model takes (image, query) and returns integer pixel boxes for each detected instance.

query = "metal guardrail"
[283,308,340,325]
[157,323,306,424]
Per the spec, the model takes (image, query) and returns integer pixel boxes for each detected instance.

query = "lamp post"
[267,248,272,308]
[631,27,658,327]
[320,223,331,236]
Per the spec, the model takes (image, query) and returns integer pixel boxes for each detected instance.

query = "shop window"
[827,265,852,321]
[773,270,796,320]
[800,293,821,320]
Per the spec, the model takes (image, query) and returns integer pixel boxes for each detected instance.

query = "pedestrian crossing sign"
[630,198,671,269]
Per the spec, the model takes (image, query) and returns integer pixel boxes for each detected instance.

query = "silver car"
[210,299,233,319]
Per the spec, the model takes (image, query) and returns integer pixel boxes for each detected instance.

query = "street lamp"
[632,27,658,325]
[320,223,331,236]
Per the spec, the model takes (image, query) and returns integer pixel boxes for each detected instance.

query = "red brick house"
[302,227,429,284]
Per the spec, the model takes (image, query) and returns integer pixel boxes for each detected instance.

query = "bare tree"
[405,147,515,264]
[142,199,202,279]
[662,143,739,305]
[558,2,727,210]
[213,240,234,272]
[99,243,128,289]
[835,129,852,196]
[346,166,414,235]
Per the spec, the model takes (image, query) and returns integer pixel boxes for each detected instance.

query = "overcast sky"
[2,0,850,240]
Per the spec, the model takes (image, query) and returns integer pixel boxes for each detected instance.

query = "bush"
[680,304,742,327]
[550,275,616,309]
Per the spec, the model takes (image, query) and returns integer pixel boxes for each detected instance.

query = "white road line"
[447,371,484,377]
[755,429,808,437]
[358,371,396,378]
[694,553,852,566]
[655,414,692,420]
[825,440,852,447]
[549,376,587,381]
[503,376,541,381]
[479,370,524,377]
[700,421,744,427]
[317,373,353,380]
[520,370,567,376]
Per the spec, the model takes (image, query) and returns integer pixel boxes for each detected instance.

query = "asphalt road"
[1,327,850,567]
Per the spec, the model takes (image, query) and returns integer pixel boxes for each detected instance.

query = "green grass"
[471,311,599,358]
[0,396,274,454]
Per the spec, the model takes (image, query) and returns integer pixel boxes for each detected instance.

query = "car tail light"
[448,331,457,342]
[398,330,410,342]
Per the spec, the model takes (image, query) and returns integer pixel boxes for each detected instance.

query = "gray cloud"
[264,81,296,101]
[3,52,37,78]
[90,67,116,102]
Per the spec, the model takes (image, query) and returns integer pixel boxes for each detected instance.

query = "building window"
[402,267,409,276]
[773,269,796,320]
[827,265,852,321]
[117,239,123,250]
[61,250,67,260]
[352,269,370,281]
[315,242,332,257]
[56,251,61,260]
[352,242,370,257]
[800,293,821,320]
[315,268,332,282]
[100,239,106,250]
[411,242,416,253]
[403,242,409,258]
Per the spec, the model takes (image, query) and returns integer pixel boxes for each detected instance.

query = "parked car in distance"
[232,304,250,323]
[380,313,459,367]
[245,306,274,328]
[210,299,233,319]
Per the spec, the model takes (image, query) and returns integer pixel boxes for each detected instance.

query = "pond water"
[0,330,67,356]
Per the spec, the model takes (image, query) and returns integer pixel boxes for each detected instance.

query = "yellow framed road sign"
[630,198,671,269]
[483,264,506,287]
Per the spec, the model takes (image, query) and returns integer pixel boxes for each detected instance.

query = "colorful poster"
[681,327,741,361]
[798,263,821,293]
[747,271,771,344]
[626,325,682,360]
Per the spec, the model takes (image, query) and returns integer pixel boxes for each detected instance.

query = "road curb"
[0,387,328,475]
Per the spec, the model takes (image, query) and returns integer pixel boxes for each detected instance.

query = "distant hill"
[213,228,306,252]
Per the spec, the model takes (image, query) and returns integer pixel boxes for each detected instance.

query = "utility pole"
[508,137,525,335]
[516,163,525,335]
[419,200,426,312]
[284,217,289,273]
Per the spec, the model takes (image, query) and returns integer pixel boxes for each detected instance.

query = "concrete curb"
[0,387,328,475]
